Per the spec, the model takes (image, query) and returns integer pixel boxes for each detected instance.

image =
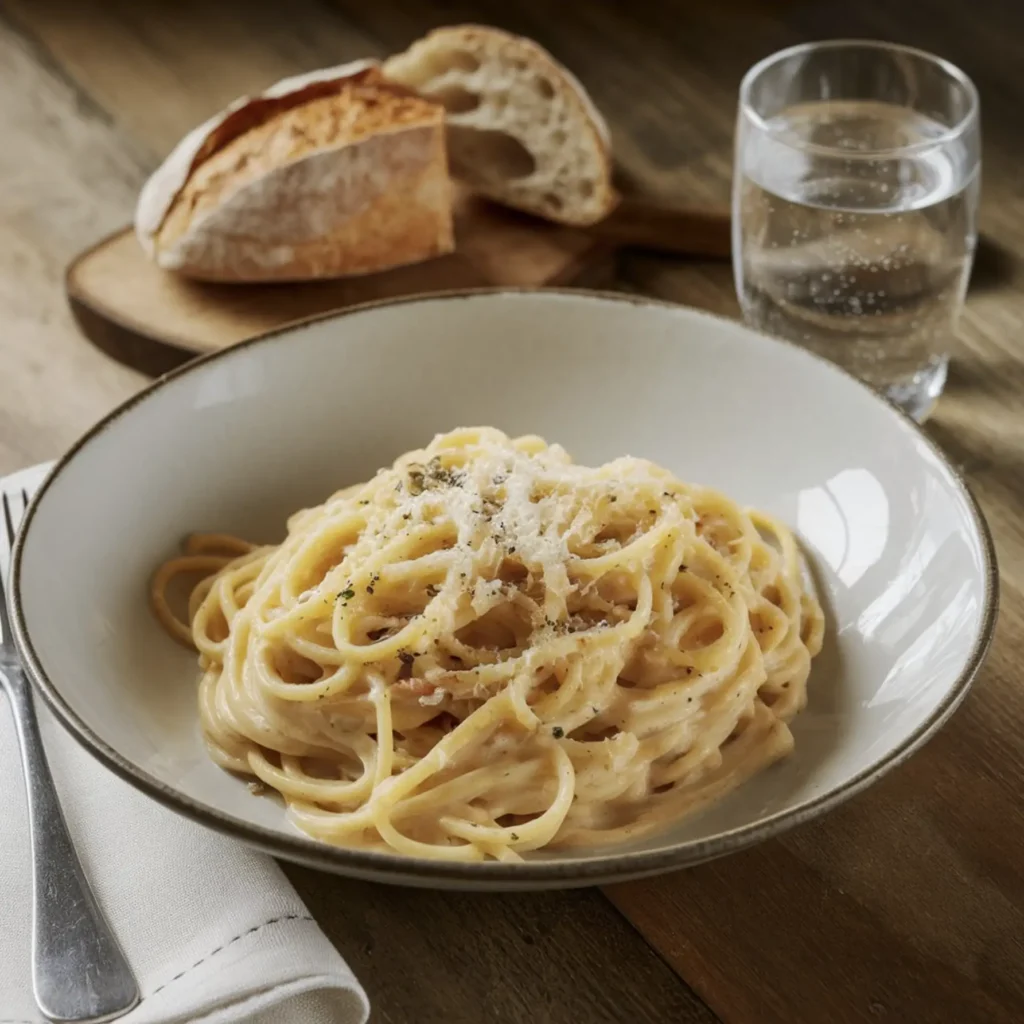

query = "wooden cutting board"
[67,191,731,376]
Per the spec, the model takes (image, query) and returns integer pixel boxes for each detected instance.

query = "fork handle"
[3,666,139,1022]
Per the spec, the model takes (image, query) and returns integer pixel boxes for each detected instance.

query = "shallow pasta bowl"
[11,289,997,889]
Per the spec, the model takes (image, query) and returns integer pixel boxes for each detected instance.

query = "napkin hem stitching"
[0,914,321,1024]
[151,913,316,996]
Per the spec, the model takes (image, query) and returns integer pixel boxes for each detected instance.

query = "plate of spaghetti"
[11,291,996,887]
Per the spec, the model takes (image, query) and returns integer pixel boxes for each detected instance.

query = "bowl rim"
[11,287,1000,886]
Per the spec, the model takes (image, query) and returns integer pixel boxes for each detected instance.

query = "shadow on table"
[926,402,1024,515]
[970,235,1017,294]
[282,867,716,1023]
[940,350,1024,407]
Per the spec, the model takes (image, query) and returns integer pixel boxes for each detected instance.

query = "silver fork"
[1,488,139,1022]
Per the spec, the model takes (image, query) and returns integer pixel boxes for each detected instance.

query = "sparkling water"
[735,100,979,420]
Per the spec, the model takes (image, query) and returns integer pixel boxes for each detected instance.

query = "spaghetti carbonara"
[152,427,823,861]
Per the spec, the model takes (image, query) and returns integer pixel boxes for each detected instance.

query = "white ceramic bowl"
[12,291,997,889]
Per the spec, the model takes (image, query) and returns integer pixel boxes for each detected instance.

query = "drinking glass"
[733,41,980,421]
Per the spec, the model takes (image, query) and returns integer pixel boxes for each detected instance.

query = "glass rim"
[738,39,980,160]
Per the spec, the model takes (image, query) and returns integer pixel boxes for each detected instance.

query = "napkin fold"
[0,464,369,1024]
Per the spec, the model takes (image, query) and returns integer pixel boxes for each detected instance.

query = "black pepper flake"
[403,513,412,520]
[407,467,425,495]
[609,496,617,502]
[510,832,520,841]
[339,588,355,601]
[424,456,465,489]
[678,564,688,572]
[359,499,370,505]
[552,726,564,739]
[508,545,517,553]
[398,651,415,666]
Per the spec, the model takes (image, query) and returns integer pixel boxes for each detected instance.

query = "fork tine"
[2,490,14,549]
[0,491,14,645]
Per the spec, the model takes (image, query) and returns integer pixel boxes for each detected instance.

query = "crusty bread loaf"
[135,61,454,282]
[384,25,616,227]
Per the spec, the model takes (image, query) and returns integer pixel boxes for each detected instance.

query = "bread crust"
[136,61,454,282]
[384,25,616,226]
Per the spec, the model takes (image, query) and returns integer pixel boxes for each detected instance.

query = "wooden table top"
[3,1,1022,1021]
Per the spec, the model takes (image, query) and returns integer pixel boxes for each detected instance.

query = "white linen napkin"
[0,463,369,1024]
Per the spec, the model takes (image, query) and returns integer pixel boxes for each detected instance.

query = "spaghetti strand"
[152,428,824,859]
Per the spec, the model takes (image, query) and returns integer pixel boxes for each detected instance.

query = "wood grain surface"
[2,1,1023,1022]
[300,874,716,1024]
[63,200,607,374]
[63,196,730,375]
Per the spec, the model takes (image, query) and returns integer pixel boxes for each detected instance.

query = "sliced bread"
[136,62,454,282]
[384,25,616,226]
